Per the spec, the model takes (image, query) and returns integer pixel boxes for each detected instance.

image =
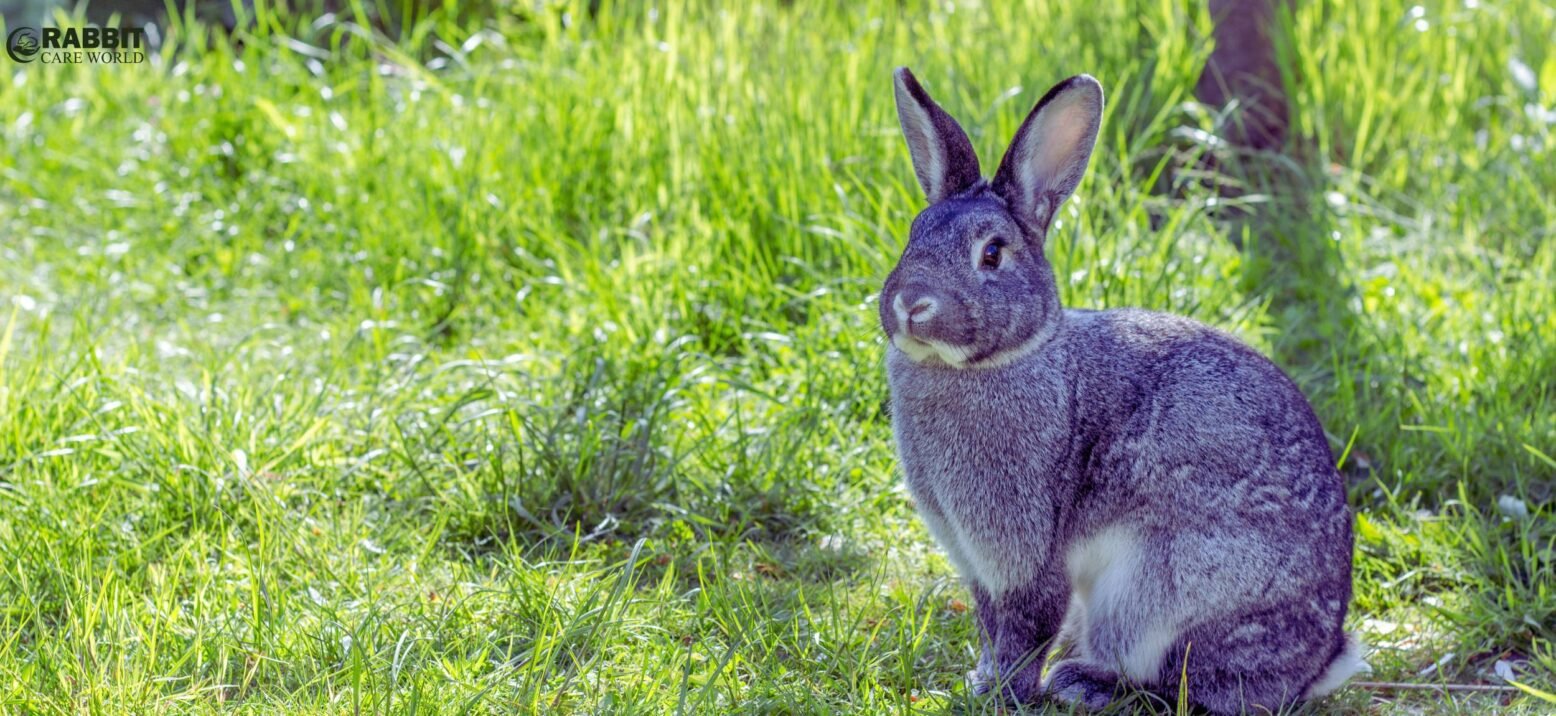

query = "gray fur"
[883,70,1362,714]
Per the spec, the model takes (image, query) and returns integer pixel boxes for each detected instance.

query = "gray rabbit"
[881,68,1367,714]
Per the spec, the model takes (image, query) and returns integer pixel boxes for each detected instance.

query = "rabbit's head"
[881,69,1103,369]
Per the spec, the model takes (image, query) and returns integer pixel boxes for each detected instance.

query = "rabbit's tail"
[1305,631,1370,698]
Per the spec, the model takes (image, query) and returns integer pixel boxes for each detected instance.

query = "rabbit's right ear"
[991,75,1103,235]
[894,67,982,204]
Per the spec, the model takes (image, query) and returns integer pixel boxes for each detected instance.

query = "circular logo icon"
[8,28,41,63]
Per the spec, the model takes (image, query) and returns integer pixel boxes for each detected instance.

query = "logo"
[6,28,40,63]
[6,26,147,65]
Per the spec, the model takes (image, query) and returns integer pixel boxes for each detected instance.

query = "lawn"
[0,0,1553,712]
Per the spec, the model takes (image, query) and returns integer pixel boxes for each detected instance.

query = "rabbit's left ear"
[992,75,1103,234]
[894,67,982,204]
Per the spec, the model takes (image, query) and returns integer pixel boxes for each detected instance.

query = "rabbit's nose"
[893,289,941,328]
[908,297,938,321]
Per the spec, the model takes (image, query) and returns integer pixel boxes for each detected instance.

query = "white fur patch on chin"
[890,336,958,365]
[892,335,970,367]
[892,325,1055,370]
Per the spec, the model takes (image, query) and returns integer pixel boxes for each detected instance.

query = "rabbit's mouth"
[892,333,972,368]
[893,320,1057,370]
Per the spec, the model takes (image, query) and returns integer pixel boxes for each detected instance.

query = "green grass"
[1,0,1553,712]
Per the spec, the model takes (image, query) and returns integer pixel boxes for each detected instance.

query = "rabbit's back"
[1069,308,1348,534]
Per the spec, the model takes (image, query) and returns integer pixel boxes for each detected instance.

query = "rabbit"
[880,67,1368,714]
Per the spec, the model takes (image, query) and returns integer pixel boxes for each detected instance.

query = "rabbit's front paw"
[1044,659,1119,711]
[966,661,1041,703]
[966,669,990,695]
[970,663,1043,704]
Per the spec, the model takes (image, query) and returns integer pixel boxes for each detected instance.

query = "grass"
[0,0,1553,712]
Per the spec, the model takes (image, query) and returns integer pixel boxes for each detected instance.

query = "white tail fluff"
[1305,632,1370,698]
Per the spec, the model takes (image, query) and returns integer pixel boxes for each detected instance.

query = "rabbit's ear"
[991,75,1103,234]
[894,67,982,204]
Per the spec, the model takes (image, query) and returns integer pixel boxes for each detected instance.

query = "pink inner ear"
[1018,92,1096,196]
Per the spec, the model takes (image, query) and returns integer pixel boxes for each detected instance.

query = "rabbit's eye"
[980,239,1005,270]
